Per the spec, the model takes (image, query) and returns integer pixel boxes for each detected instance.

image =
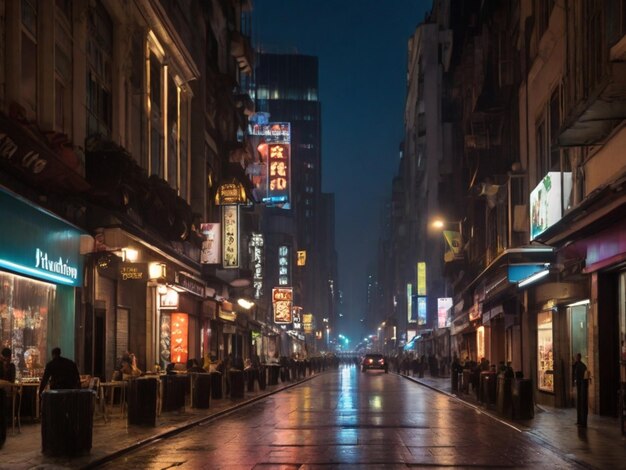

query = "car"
[361,353,388,373]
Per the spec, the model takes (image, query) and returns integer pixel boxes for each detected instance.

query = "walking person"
[38,347,81,395]
[572,353,589,427]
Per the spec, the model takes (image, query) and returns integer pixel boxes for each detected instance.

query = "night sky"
[253,1,432,341]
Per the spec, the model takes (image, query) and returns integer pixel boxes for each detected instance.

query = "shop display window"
[538,310,554,392]
[0,272,55,379]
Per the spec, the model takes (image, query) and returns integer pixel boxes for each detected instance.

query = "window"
[167,73,178,188]
[55,0,73,135]
[21,0,38,118]
[86,0,112,136]
[149,52,163,177]
[537,310,554,392]
[549,88,560,171]
[536,86,562,182]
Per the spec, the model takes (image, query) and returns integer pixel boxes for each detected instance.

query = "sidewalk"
[0,372,321,470]
[402,372,626,470]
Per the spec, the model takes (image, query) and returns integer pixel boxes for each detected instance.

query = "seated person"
[120,357,142,380]
[186,358,205,373]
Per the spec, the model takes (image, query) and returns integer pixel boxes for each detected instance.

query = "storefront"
[0,186,87,377]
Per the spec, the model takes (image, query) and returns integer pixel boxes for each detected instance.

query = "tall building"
[253,52,332,348]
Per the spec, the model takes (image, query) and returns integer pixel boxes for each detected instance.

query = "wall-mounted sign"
[119,262,148,281]
[219,300,237,322]
[200,223,220,264]
[468,294,482,321]
[530,172,572,240]
[249,233,264,299]
[417,262,427,296]
[417,296,427,325]
[297,250,306,266]
[278,245,290,285]
[170,313,189,364]
[292,306,302,330]
[215,182,246,205]
[175,272,205,297]
[159,288,179,309]
[248,122,291,143]
[437,297,453,329]
[273,287,293,324]
[222,205,239,268]
[407,283,415,323]
[0,187,85,286]
[266,143,290,207]
[303,313,314,334]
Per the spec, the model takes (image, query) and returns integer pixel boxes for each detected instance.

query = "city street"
[101,366,580,469]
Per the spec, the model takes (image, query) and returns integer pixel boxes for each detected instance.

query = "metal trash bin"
[246,368,258,392]
[161,374,187,412]
[41,389,94,456]
[191,373,211,409]
[230,370,245,398]
[497,374,513,417]
[258,366,267,390]
[513,378,534,420]
[480,372,497,404]
[0,389,6,449]
[268,365,280,386]
[451,370,459,392]
[127,377,158,426]
[210,371,223,399]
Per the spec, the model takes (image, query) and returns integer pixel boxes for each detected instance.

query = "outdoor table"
[99,380,127,420]
[41,389,94,456]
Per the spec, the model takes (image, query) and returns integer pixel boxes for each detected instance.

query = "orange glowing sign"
[170,313,189,364]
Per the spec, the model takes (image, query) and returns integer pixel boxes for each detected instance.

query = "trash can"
[161,374,187,412]
[0,389,6,449]
[513,378,534,420]
[451,370,459,392]
[210,372,223,400]
[127,377,158,426]
[258,366,267,390]
[268,365,280,385]
[497,374,513,417]
[246,368,258,392]
[230,370,245,398]
[41,389,94,456]
[480,372,497,405]
[191,373,211,409]
[462,370,471,394]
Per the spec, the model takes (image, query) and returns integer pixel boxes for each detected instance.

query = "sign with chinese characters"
[249,233,264,299]
[297,250,306,266]
[200,223,220,264]
[278,245,290,285]
[303,313,314,334]
[267,143,290,206]
[215,182,246,205]
[437,297,453,329]
[248,122,291,143]
[170,313,189,364]
[417,262,427,295]
[273,287,293,324]
[292,306,302,330]
[222,206,239,268]
[530,172,572,240]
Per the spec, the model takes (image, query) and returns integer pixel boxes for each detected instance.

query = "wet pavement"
[2,366,626,469]
[98,366,583,469]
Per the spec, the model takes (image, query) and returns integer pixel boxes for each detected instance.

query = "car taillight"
[379,359,384,364]
[367,359,373,364]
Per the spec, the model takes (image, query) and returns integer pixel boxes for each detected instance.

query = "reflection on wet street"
[104,366,579,469]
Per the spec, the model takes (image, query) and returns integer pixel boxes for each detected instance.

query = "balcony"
[558,62,626,146]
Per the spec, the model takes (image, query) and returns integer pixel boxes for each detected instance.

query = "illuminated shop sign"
[266,143,290,206]
[248,122,291,143]
[222,206,239,268]
[297,250,306,266]
[200,223,220,265]
[250,233,264,299]
[170,313,189,364]
[278,245,290,285]
[530,172,572,240]
[417,262,426,296]
[407,283,414,324]
[292,306,302,330]
[0,187,84,286]
[437,297,453,329]
[175,272,205,297]
[215,182,246,205]
[118,262,148,281]
[273,287,293,324]
[303,313,314,334]
[417,296,427,325]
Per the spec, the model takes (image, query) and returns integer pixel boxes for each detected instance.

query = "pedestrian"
[573,353,589,427]
[0,348,16,383]
[38,347,81,395]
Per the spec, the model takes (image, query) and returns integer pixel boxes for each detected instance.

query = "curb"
[82,372,323,469]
